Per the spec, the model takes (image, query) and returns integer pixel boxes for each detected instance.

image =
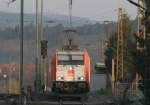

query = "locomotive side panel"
[51,53,57,82]
[85,50,90,84]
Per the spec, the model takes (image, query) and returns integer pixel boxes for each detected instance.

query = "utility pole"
[39,0,49,91]
[35,0,44,92]
[127,0,150,104]
[126,0,150,104]
[116,8,124,81]
[134,0,146,90]
[35,0,40,93]
[144,0,150,104]
[40,0,43,40]
[20,0,24,104]
[36,0,49,91]
[39,0,43,92]
[69,0,73,27]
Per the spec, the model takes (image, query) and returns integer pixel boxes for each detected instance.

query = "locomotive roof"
[57,51,85,55]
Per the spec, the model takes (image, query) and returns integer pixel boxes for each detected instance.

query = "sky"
[0,0,137,21]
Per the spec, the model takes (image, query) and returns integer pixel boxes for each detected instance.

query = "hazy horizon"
[0,0,137,21]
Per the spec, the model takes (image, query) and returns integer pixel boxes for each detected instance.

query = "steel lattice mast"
[136,0,150,104]
[144,0,150,104]
[116,8,124,81]
[137,0,146,49]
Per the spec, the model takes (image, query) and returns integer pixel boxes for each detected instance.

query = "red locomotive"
[51,47,90,94]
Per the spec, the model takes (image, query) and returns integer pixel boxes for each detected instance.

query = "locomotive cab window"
[58,54,84,65]
[58,60,84,65]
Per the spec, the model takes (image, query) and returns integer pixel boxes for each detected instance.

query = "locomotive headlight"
[79,76,84,80]
[58,76,64,80]
[69,67,73,70]
[58,77,61,80]
[80,77,84,80]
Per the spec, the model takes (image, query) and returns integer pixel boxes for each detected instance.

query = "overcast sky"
[0,0,137,21]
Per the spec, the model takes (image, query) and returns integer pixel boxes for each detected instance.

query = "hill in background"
[0,12,137,87]
[0,11,96,28]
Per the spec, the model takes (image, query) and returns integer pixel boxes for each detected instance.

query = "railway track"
[0,97,113,105]
[0,93,113,105]
[27,97,86,105]
[27,101,108,105]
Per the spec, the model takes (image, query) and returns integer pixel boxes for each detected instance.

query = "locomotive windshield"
[58,54,84,65]
[58,60,84,65]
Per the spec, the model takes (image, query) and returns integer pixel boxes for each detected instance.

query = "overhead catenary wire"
[127,0,146,10]
[69,0,73,27]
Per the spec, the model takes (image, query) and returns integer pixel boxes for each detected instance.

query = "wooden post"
[112,59,115,93]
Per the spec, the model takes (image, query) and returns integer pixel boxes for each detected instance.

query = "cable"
[127,0,146,10]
